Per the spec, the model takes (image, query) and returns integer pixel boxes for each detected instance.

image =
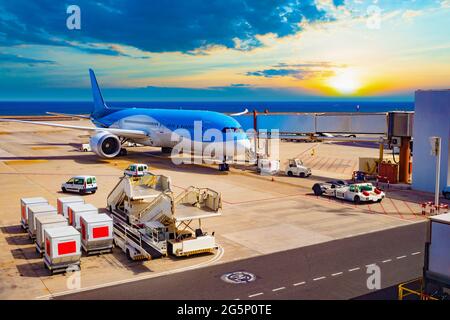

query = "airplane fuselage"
[96,108,251,151]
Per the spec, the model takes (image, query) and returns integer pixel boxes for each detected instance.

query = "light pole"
[430,136,442,210]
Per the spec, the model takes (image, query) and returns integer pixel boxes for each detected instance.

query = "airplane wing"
[46,112,91,119]
[0,118,148,139]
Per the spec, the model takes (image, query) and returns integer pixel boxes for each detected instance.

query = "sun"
[327,69,361,95]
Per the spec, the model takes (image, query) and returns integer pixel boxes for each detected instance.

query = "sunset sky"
[0,0,449,101]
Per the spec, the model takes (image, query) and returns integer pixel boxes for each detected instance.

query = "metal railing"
[398,278,439,300]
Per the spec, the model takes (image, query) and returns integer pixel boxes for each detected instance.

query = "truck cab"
[285,159,311,178]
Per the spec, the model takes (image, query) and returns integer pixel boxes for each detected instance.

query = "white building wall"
[412,90,450,193]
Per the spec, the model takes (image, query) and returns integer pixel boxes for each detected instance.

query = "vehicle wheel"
[300,172,306,178]
[313,184,323,196]
[287,171,293,177]
[126,249,132,260]
[79,190,86,195]
[91,190,96,194]
[444,192,450,200]
[354,196,361,204]
[61,187,66,193]
[376,198,382,203]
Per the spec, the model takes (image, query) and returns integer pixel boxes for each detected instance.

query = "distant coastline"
[0,100,414,116]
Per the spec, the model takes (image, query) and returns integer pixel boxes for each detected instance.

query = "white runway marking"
[411,252,421,256]
[313,276,326,281]
[331,272,343,277]
[348,267,360,272]
[293,281,306,286]
[248,292,264,298]
[382,259,392,263]
[396,255,407,260]
[272,287,286,292]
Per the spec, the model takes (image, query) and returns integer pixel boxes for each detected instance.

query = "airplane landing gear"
[219,163,229,171]
[119,148,128,156]
[161,147,173,154]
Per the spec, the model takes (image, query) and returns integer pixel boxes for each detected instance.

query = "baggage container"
[20,197,48,230]
[44,226,81,274]
[35,215,68,256]
[80,213,113,254]
[67,203,98,229]
[57,196,84,218]
[28,204,57,240]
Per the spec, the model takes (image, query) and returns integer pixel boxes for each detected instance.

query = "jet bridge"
[233,112,413,135]
[234,111,414,183]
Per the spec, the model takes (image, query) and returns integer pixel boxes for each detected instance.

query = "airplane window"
[222,127,244,133]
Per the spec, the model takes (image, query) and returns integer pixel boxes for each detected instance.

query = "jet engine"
[89,131,122,158]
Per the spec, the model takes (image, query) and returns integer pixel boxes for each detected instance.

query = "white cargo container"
[57,196,84,218]
[44,226,81,274]
[28,204,57,240]
[80,213,113,254]
[20,197,48,230]
[67,203,98,229]
[35,214,68,256]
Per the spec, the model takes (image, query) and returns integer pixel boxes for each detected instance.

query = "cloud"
[246,62,343,80]
[0,1,331,54]
[0,53,55,66]
[401,10,423,20]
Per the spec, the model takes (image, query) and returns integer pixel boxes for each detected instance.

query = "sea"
[0,101,414,116]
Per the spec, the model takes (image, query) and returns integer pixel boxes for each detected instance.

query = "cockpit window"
[222,127,244,133]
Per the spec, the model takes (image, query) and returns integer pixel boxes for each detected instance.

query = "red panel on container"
[93,226,109,238]
[21,204,26,220]
[57,201,62,215]
[81,222,86,240]
[68,209,73,225]
[57,241,76,255]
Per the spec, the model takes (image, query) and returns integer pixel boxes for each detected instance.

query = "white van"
[61,176,97,194]
[124,164,149,177]
[80,144,91,152]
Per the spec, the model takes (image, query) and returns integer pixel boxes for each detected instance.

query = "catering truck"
[107,174,221,260]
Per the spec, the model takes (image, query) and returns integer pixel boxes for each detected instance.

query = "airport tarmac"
[0,119,447,300]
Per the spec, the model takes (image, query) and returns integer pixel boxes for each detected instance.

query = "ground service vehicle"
[61,176,97,194]
[107,173,221,260]
[124,163,149,177]
[80,143,91,152]
[285,159,311,178]
[313,182,385,203]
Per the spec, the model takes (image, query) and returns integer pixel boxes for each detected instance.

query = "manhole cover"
[221,271,256,284]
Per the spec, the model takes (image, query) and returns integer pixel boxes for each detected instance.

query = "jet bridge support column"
[399,136,412,183]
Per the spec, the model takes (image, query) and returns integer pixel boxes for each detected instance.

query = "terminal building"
[412,90,450,193]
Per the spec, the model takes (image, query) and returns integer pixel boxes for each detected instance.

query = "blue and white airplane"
[1,69,252,170]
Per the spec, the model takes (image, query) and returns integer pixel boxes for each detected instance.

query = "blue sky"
[0,0,449,101]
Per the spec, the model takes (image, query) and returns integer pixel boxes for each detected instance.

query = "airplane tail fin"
[89,69,110,119]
